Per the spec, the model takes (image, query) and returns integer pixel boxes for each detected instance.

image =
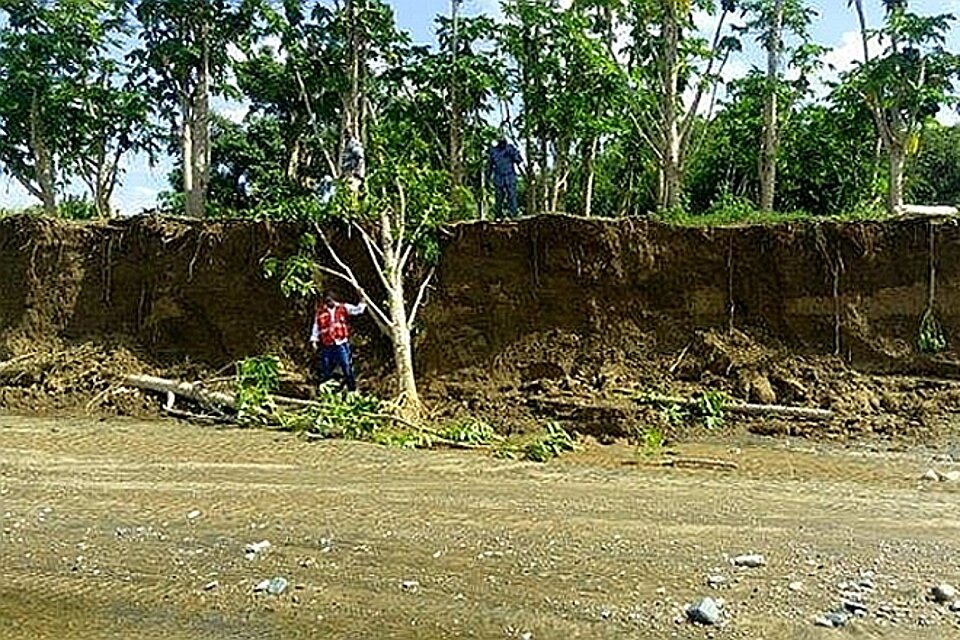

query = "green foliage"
[261,233,318,299]
[283,383,387,440]
[235,355,281,423]
[918,309,947,354]
[696,390,727,429]
[57,196,97,221]
[437,417,500,446]
[496,422,576,462]
[639,425,666,456]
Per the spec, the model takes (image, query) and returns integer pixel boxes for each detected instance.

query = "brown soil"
[3,414,960,639]
[0,214,959,445]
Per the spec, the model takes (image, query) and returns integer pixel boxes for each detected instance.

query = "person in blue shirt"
[486,137,523,219]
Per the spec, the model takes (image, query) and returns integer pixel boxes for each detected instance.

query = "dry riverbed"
[2,415,960,639]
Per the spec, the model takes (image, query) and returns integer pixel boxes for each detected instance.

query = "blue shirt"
[487,143,522,187]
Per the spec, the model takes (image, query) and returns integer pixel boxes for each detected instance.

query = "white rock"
[187,510,202,520]
[922,469,940,482]
[789,581,804,592]
[732,554,766,568]
[941,471,960,482]
[245,540,271,558]
[401,580,420,593]
[932,583,957,603]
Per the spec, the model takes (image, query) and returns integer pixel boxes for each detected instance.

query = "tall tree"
[845,0,960,212]
[132,0,254,217]
[740,0,819,212]
[0,0,134,215]
[624,0,740,211]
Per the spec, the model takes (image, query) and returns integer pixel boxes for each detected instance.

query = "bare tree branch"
[316,265,392,333]
[409,267,435,327]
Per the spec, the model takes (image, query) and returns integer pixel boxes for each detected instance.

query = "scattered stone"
[686,597,722,625]
[253,579,271,592]
[599,607,613,620]
[203,580,219,591]
[814,612,850,628]
[950,600,960,612]
[732,554,766,568]
[707,575,727,589]
[267,577,288,595]
[922,469,940,482]
[244,540,271,560]
[942,470,960,482]
[186,510,201,520]
[843,600,869,616]
[859,577,876,591]
[401,580,420,594]
[788,581,804,592]
[932,584,957,603]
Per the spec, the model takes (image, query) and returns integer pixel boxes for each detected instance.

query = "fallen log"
[532,392,834,422]
[124,374,238,410]
[621,391,835,421]
[124,374,422,430]
[658,457,739,471]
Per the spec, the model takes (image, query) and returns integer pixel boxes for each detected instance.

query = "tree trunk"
[583,137,597,217]
[379,205,421,420]
[550,137,570,213]
[191,33,212,217]
[659,4,682,211]
[759,0,785,213]
[449,0,464,208]
[29,93,56,215]
[181,91,196,216]
[888,143,905,213]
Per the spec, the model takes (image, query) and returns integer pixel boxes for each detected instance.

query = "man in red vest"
[310,289,367,391]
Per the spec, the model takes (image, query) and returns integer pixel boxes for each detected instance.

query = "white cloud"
[218,102,249,124]
[822,29,866,76]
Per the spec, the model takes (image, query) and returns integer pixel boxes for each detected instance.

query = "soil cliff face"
[421,216,956,375]
[0,213,957,429]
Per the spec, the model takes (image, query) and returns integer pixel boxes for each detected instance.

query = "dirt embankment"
[0,214,959,441]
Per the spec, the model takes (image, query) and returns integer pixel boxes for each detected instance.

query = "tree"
[132,0,255,217]
[316,152,449,421]
[740,0,820,212]
[623,0,740,211]
[845,0,960,212]
[0,0,140,215]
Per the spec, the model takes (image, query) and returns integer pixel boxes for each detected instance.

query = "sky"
[2,0,960,213]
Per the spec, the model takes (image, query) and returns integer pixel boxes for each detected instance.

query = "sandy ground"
[2,415,960,639]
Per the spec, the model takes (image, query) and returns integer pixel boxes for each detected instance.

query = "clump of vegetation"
[638,425,666,456]
[261,234,319,299]
[696,390,727,430]
[496,422,576,462]
[235,356,281,423]
[918,309,947,354]
[231,359,576,463]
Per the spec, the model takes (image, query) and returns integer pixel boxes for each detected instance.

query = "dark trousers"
[317,343,356,391]
[493,182,518,219]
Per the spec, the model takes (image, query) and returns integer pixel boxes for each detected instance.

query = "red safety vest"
[316,303,350,347]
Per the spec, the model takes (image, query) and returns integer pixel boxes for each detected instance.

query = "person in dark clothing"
[486,137,523,219]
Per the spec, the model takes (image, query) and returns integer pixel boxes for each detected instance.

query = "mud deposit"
[1,214,960,442]
[2,415,960,639]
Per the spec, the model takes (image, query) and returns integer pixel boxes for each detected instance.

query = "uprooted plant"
[230,356,576,462]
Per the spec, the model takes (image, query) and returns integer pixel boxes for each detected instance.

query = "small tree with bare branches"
[314,162,449,422]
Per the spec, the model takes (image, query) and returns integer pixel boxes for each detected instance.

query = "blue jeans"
[494,181,518,219]
[317,343,356,391]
